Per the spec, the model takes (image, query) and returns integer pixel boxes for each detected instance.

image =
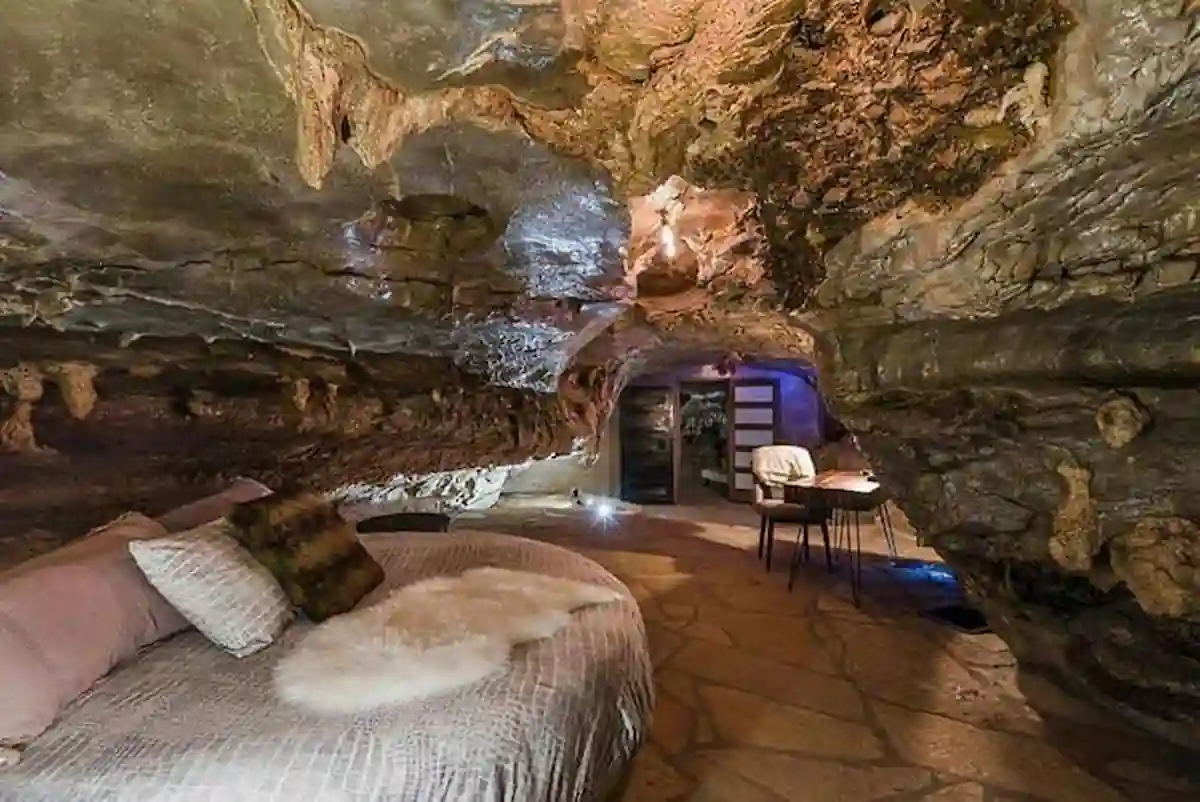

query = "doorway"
[616,374,784,506]
[617,385,677,504]
[677,382,731,504]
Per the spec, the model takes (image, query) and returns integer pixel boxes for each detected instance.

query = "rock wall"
[827,285,1200,749]
[794,0,1200,748]
[2,0,1197,751]
[338,466,512,516]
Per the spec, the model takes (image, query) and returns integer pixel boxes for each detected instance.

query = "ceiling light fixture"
[659,224,677,259]
[657,207,678,259]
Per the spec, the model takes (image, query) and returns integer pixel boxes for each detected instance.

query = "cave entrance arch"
[615,356,830,506]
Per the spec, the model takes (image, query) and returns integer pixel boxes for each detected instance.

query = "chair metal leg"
[878,502,899,561]
[757,515,767,559]
[850,511,863,607]
[831,509,847,566]
[765,519,775,572]
[788,524,805,592]
[820,518,833,572]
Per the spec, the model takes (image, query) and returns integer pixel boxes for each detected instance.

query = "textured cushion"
[129,519,294,658]
[0,512,187,745]
[227,492,384,623]
[154,477,273,534]
[754,500,828,524]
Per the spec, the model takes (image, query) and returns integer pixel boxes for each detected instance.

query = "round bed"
[1,531,654,802]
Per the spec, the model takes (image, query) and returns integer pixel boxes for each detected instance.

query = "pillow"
[0,529,61,578]
[227,492,384,623]
[129,519,294,658]
[0,512,187,745]
[154,477,273,533]
[2,513,174,584]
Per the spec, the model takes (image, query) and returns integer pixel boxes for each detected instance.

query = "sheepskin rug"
[274,567,623,715]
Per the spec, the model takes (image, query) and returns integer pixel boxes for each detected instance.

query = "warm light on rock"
[0,0,1198,752]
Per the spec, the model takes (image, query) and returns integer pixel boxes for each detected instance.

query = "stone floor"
[470,501,1200,802]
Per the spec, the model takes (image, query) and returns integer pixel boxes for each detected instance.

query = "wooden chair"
[753,471,831,574]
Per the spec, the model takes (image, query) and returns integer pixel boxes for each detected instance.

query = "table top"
[783,471,887,511]
[786,470,880,494]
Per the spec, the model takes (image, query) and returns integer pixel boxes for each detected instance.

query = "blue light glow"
[891,560,960,585]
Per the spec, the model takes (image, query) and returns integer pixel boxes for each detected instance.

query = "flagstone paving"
[472,502,1200,802]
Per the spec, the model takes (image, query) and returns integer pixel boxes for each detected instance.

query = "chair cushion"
[754,501,828,524]
[128,519,294,658]
[0,512,188,745]
[227,492,384,623]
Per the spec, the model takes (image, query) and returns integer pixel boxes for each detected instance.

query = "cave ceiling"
[0,0,1192,475]
[4,0,1200,753]
[1,0,1195,491]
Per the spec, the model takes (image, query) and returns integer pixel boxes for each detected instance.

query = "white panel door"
[734,407,774,425]
[728,379,779,503]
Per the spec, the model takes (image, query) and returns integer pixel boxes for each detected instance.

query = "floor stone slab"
[700,685,884,761]
[634,575,699,601]
[919,782,986,801]
[652,693,694,756]
[670,619,735,645]
[873,702,1124,802]
[656,669,700,707]
[694,608,840,674]
[669,640,864,721]
[645,623,687,667]
[704,579,814,616]
[591,552,683,578]
[829,618,1043,735]
[622,746,694,802]
[472,506,1195,802]
[697,749,935,800]
[943,634,1018,670]
[675,754,786,802]
[661,603,698,622]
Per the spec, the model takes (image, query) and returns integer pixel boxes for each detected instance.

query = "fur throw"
[274,567,622,715]
[227,491,383,622]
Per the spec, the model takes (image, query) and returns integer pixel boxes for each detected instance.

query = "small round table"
[785,471,899,606]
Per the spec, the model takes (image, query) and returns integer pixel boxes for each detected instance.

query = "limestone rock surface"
[801,0,1200,750]
[2,0,1199,748]
[339,466,512,515]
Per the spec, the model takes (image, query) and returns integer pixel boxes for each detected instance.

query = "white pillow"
[129,519,294,657]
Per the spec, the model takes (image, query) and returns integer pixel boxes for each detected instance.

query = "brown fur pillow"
[226,492,384,622]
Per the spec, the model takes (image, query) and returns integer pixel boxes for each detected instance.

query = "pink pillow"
[0,512,188,745]
[154,477,273,533]
[2,514,161,581]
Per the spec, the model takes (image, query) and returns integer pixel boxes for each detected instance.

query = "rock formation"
[1,0,1197,748]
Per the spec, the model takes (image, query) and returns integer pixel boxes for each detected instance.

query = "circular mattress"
[1,531,654,802]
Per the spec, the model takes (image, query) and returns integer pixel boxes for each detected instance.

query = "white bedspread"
[0,531,654,802]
